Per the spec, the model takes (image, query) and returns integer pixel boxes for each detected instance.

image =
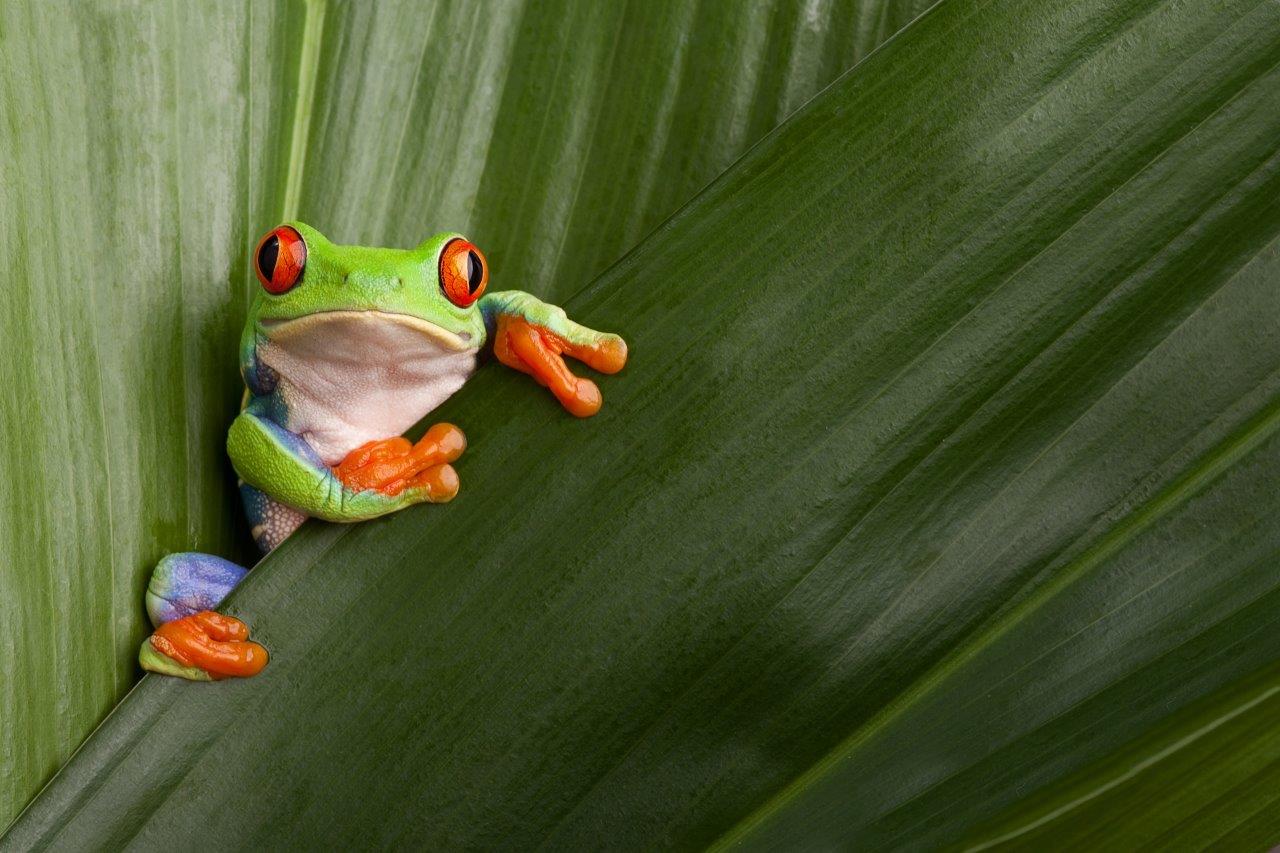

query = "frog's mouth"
[260,309,474,352]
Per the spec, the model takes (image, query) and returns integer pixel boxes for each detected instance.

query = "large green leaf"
[955,662,1280,849]
[294,0,935,302]
[0,0,298,825]
[0,0,911,826]
[8,0,1280,847]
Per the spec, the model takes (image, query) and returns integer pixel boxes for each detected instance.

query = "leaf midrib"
[965,682,1280,850]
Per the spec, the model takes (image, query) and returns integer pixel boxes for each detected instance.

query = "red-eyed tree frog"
[139,223,627,680]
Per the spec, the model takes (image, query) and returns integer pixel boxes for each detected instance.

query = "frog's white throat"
[258,310,480,465]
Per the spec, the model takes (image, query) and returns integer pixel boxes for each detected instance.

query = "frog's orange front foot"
[139,611,268,681]
[333,423,466,499]
[493,316,628,417]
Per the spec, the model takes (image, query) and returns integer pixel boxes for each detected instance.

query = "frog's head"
[242,223,491,436]
[248,221,490,351]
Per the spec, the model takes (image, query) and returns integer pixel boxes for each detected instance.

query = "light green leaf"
[7,0,1280,847]
[0,0,299,825]
[0,0,917,828]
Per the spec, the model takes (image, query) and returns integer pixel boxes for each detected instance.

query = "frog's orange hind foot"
[144,611,268,680]
[334,424,466,496]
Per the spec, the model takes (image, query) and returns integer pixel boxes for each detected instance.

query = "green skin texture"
[139,640,211,681]
[230,221,615,523]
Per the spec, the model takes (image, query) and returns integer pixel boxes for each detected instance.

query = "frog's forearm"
[226,410,406,522]
[480,291,627,416]
[480,290,614,349]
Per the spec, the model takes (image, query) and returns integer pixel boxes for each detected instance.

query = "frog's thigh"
[229,410,420,521]
[228,409,344,517]
[241,481,307,553]
[145,553,248,628]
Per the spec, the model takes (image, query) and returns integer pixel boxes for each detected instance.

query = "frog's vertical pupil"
[438,239,486,307]
[257,236,280,283]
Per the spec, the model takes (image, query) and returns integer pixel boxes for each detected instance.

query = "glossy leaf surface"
[8,0,1280,847]
[295,0,936,302]
[0,0,300,824]
[0,0,920,827]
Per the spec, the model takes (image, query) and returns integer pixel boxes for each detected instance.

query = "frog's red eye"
[255,225,306,294]
[439,239,487,307]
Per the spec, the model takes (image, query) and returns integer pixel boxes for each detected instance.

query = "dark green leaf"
[8,0,1280,847]
[0,0,917,826]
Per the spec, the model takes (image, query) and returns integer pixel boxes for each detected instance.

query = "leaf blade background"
[0,0,301,824]
[6,0,1280,847]
[0,0,923,827]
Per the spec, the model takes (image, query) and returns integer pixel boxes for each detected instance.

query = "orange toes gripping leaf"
[150,611,268,679]
[409,463,460,501]
[418,422,467,463]
[334,424,467,496]
[579,334,628,376]
[494,316,628,418]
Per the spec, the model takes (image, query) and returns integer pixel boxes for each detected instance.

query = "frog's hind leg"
[139,483,302,681]
[140,553,267,680]
[145,552,248,627]
[241,481,308,553]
